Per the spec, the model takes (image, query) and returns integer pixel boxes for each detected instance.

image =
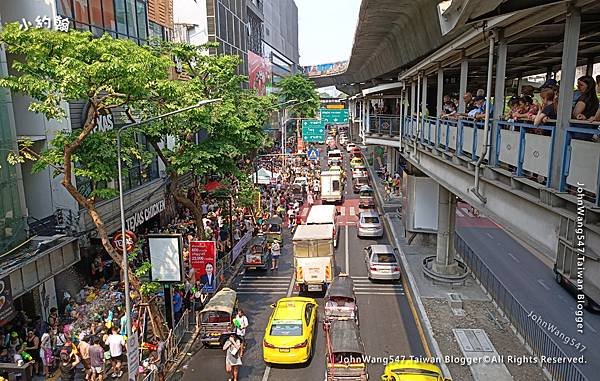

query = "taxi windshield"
[270,320,303,336]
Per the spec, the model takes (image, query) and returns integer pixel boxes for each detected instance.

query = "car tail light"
[370,267,377,272]
[263,339,276,348]
[393,266,400,272]
[292,340,308,349]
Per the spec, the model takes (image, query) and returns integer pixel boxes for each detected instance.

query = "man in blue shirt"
[173,289,183,323]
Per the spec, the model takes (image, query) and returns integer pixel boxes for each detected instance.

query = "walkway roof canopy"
[323,0,600,95]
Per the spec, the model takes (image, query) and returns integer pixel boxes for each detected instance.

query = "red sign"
[189,241,217,293]
[112,230,137,253]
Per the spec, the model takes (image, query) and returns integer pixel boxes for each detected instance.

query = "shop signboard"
[148,234,184,282]
[127,331,140,381]
[301,119,325,143]
[0,276,15,324]
[112,230,138,253]
[125,199,166,232]
[320,109,349,125]
[190,241,217,293]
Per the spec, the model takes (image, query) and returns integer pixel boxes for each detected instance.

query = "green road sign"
[302,119,325,142]
[320,109,349,125]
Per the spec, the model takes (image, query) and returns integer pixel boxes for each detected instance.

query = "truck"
[321,171,343,204]
[293,224,335,293]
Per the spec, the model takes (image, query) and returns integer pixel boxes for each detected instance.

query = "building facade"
[0,0,174,323]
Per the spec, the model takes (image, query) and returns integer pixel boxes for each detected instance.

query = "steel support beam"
[436,69,444,118]
[459,60,469,112]
[410,81,416,116]
[421,75,428,116]
[551,4,581,190]
[491,30,507,167]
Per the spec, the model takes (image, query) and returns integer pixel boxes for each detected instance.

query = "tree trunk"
[169,172,205,239]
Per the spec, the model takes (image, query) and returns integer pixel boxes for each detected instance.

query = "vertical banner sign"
[127,331,139,381]
[190,241,217,293]
[0,277,15,324]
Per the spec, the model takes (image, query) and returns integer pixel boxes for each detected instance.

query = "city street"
[178,146,425,380]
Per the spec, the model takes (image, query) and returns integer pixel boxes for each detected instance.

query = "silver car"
[357,210,384,238]
[364,244,401,280]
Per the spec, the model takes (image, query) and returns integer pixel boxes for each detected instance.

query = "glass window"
[126,0,138,37]
[74,0,90,25]
[57,0,74,18]
[136,0,148,41]
[374,253,397,263]
[115,0,127,34]
[218,4,226,39]
[227,12,233,44]
[102,0,116,31]
[269,320,302,336]
[89,0,103,28]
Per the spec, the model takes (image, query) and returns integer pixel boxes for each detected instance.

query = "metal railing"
[368,115,401,135]
[454,235,588,381]
[371,115,600,205]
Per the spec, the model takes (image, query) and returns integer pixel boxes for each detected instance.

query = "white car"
[364,244,401,281]
[346,143,357,152]
[293,177,308,187]
[326,136,335,145]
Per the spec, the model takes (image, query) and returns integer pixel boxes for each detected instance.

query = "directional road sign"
[302,119,325,142]
[306,149,319,161]
[320,109,349,125]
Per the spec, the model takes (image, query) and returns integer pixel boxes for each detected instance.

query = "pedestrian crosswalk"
[235,275,292,295]
[352,276,405,296]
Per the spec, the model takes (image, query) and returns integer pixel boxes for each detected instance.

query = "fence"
[454,235,588,381]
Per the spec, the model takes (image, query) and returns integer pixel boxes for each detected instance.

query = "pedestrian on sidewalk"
[78,333,91,380]
[234,309,249,357]
[271,240,281,270]
[223,334,242,381]
[105,326,124,379]
[89,336,105,381]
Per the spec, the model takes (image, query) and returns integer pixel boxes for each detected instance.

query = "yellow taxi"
[350,157,365,169]
[381,360,450,381]
[329,165,345,179]
[263,297,318,364]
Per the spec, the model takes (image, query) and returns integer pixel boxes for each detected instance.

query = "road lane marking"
[345,226,350,274]
[485,232,494,239]
[537,279,551,290]
[262,263,297,381]
[507,252,520,263]
[349,206,356,216]
[456,209,465,217]
[584,322,597,333]
[301,207,309,217]
[340,207,346,216]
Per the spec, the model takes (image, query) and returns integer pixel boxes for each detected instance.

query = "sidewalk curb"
[366,161,452,379]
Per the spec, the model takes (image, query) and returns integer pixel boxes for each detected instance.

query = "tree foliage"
[277,74,320,118]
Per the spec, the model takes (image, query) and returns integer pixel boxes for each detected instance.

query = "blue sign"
[307,149,319,161]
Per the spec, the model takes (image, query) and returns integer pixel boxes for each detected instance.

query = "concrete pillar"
[399,88,405,151]
[432,186,460,275]
[436,68,444,118]
[550,5,581,190]
[491,30,507,166]
[458,59,468,112]
[366,99,371,134]
[410,81,416,116]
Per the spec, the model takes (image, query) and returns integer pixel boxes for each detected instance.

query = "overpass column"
[458,58,468,112]
[431,186,460,276]
[421,75,428,117]
[366,99,371,134]
[410,81,416,117]
[550,4,580,190]
[491,30,507,167]
[399,86,405,151]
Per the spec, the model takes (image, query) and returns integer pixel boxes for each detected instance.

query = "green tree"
[0,24,172,338]
[278,74,320,118]
[140,42,274,238]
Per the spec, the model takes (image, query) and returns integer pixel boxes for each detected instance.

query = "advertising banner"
[190,241,217,293]
[248,50,272,96]
[0,276,15,323]
[301,61,349,77]
[148,234,183,282]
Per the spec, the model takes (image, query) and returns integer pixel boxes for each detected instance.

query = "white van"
[327,150,343,166]
[306,204,339,247]
[321,171,343,204]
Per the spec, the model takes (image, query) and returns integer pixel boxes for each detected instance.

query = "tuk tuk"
[244,234,271,270]
[265,216,283,243]
[291,184,305,203]
[358,186,375,209]
[199,288,237,347]
[325,319,368,381]
[324,274,359,324]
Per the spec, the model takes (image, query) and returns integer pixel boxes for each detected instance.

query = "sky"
[295,0,362,67]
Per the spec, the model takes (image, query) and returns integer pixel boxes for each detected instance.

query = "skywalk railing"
[366,115,600,205]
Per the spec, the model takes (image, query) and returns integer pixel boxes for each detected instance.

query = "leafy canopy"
[277,74,320,118]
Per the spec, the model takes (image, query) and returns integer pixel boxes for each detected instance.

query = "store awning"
[203,180,225,192]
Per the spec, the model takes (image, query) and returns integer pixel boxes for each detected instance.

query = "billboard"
[248,50,272,96]
[190,240,217,293]
[148,234,184,282]
[302,61,349,78]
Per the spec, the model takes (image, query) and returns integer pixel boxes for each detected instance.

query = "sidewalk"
[366,158,548,381]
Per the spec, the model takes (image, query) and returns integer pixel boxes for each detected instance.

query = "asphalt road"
[456,220,600,379]
[178,140,425,380]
